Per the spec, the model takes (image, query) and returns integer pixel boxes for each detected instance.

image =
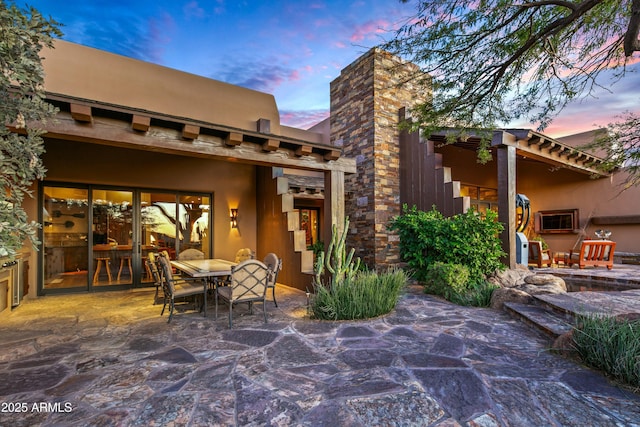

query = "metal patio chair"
[215,259,270,328]
[157,253,208,323]
[263,253,282,307]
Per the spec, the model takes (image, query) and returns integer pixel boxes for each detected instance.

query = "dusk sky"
[27,0,639,137]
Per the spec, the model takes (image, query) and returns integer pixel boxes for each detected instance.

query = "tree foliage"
[583,111,640,188]
[381,0,640,170]
[0,1,61,257]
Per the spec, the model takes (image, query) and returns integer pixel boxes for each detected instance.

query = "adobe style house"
[3,42,639,312]
[4,39,356,308]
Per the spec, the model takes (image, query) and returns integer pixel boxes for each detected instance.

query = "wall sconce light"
[230,208,238,228]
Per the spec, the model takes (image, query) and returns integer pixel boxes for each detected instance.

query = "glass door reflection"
[43,186,90,290]
[92,189,133,287]
[178,194,211,259]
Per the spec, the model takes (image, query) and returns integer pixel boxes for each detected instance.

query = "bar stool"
[142,256,152,279]
[117,256,133,281]
[93,257,112,284]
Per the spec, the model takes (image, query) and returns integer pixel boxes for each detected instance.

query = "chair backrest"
[580,240,615,261]
[528,241,542,260]
[234,248,255,263]
[263,253,282,286]
[178,248,205,260]
[147,252,162,286]
[157,253,176,297]
[229,259,269,302]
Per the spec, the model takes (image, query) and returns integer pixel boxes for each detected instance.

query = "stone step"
[533,293,608,317]
[504,302,573,338]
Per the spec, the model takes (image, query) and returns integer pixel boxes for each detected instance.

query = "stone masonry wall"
[330,48,429,269]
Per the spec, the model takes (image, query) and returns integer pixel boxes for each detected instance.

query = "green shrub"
[423,262,470,299]
[388,205,506,285]
[572,314,640,389]
[311,268,407,320]
[423,262,497,307]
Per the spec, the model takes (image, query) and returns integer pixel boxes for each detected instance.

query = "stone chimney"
[330,48,430,269]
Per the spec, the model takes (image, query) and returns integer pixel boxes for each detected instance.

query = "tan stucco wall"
[518,163,640,254]
[42,40,281,135]
[438,144,640,254]
[37,139,257,264]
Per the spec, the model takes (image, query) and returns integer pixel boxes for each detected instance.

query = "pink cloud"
[280,109,330,129]
[289,70,301,81]
[350,19,391,42]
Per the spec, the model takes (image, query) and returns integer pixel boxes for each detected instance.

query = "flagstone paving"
[0,284,638,426]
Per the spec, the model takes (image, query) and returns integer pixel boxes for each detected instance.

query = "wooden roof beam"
[527,135,541,146]
[295,144,313,157]
[324,149,341,161]
[224,132,243,147]
[70,103,92,122]
[182,124,200,140]
[131,115,150,132]
[262,139,280,152]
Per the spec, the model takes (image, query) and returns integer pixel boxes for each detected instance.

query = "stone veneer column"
[330,48,429,269]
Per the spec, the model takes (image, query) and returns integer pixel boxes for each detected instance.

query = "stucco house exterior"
[2,41,639,313]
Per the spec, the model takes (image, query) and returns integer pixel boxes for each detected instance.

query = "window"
[460,184,498,213]
[535,209,579,234]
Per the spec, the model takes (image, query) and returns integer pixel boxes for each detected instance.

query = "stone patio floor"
[0,281,639,426]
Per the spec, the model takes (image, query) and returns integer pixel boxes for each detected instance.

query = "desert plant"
[311,268,407,320]
[450,282,499,307]
[572,314,640,389]
[312,217,406,320]
[314,218,360,289]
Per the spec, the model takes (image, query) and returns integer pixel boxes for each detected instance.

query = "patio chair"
[215,259,270,328]
[569,240,616,270]
[528,240,552,268]
[146,252,163,304]
[263,253,282,307]
[178,248,205,260]
[157,253,208,323]
[234,247,255,263]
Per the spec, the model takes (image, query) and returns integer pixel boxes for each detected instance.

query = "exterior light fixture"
[230,208,238,228]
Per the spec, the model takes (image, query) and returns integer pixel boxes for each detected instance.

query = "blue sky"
[27,0,640,137]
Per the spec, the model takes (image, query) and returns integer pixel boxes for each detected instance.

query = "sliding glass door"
[91,189,134,288]
[140,192,211,262]
[41,184,211,294]
[43,186,90,290]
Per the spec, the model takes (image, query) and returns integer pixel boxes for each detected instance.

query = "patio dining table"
[171,258,237,280]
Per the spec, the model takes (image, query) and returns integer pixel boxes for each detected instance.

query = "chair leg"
[203,287,207,318]
[161,294,167,316]
[272,286,278,307]
[228,302,233,328]
[167,299,174,323]
[263,299,267,323]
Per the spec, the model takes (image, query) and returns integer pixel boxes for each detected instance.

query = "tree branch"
[624,0,640,56]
